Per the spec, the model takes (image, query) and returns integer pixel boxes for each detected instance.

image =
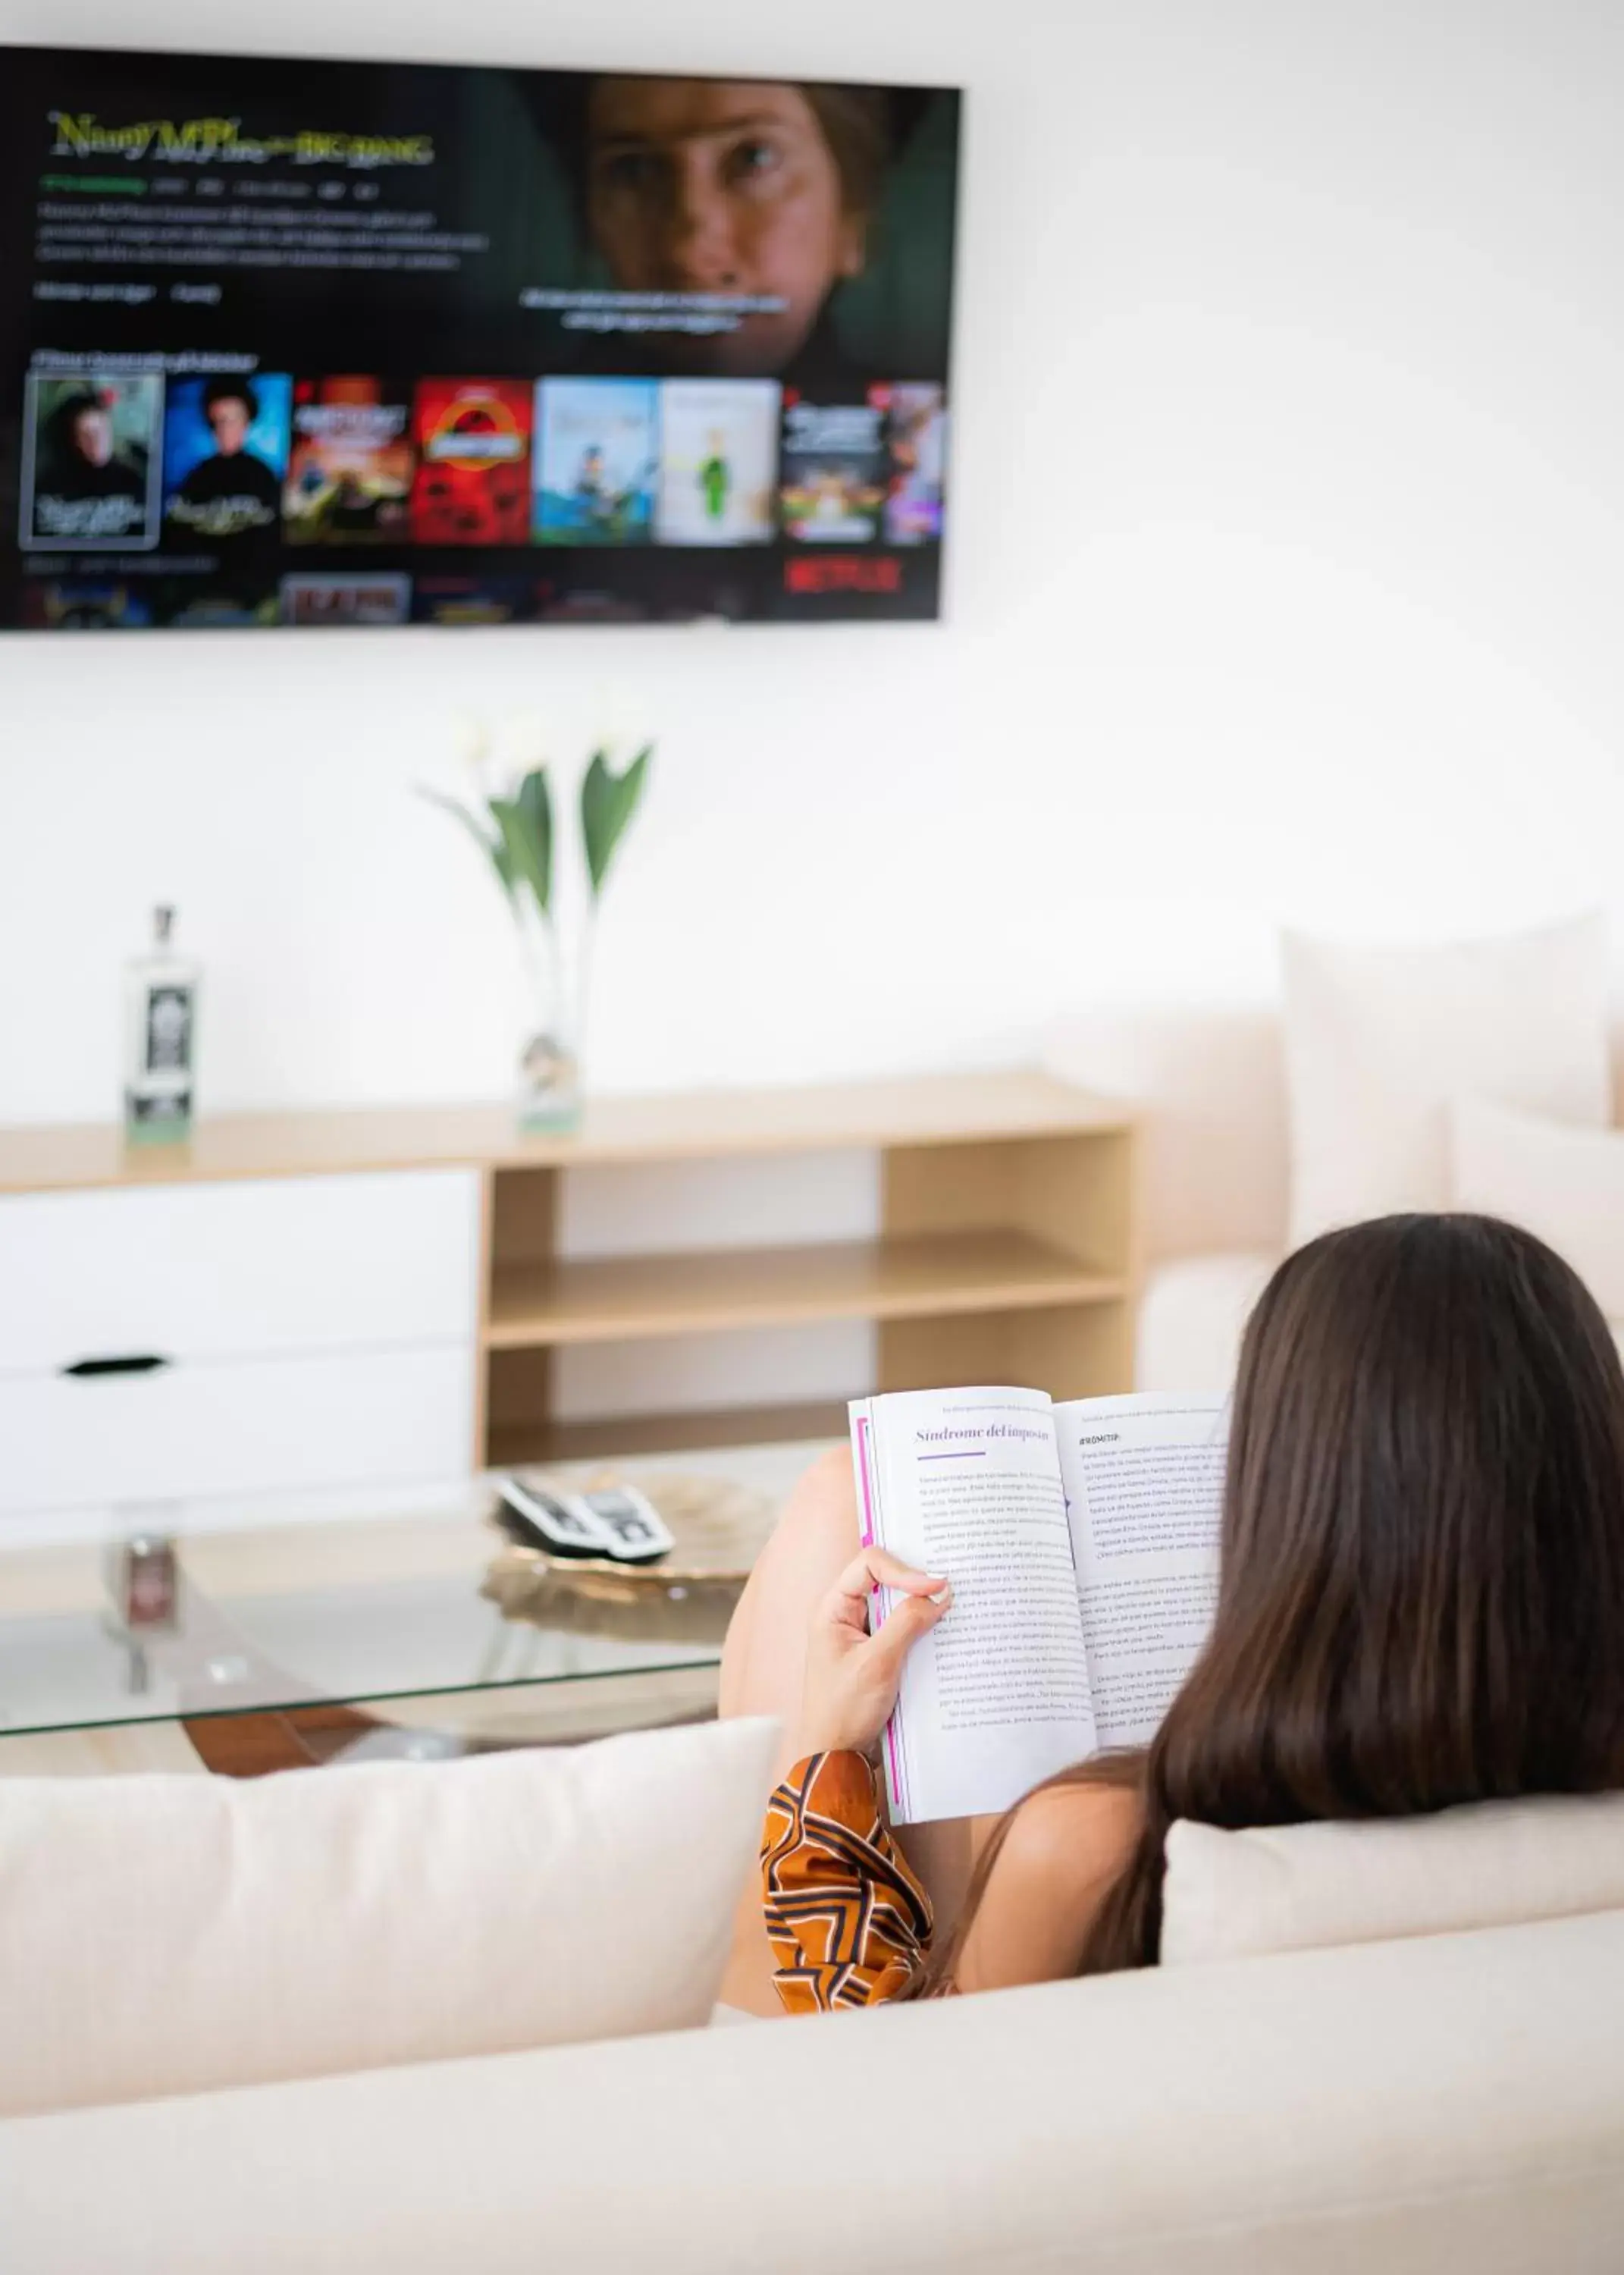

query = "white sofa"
[6,1903,1624,2270]
[13,1005,1624,2267]
[1045,1006,1624,1392]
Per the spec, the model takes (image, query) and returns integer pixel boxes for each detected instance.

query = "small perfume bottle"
[124,905,199,1144]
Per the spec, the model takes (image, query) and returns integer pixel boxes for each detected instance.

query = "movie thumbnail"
[164,373,292,544]
[410,576,536,626]
[22,579,154,632]
[879,383,948,545]
[655,381,779,547]
[285,378,415,544]
[780,398,886,543]
[280,573,410,628]
[20,373,164,550]
[160,586,280,630]
[411,381,532,545]
[537,588,650,624]
[534,379,658,545]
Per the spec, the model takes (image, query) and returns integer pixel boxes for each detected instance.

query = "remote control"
[578,1485,676,1564]
[497,1477,616,1559]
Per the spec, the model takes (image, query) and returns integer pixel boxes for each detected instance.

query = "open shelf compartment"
[478,1107,1138,1467]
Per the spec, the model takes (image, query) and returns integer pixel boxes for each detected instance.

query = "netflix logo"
[784,554,904,596]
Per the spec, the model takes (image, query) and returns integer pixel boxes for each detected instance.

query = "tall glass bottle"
[123,905,199,1144]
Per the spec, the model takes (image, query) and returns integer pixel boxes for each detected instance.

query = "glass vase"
[514,904,587,1131]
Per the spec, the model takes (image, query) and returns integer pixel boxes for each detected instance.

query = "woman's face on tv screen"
[585,79,866,375]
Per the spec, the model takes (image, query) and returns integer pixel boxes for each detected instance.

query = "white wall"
[3,0,1624,1135]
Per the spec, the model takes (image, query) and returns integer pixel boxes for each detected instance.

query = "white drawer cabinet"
[0,1170,482,1516]
[0,1348,475,1514]
[0,1172,481,1373]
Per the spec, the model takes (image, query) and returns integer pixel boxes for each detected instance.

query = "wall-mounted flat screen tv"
[0,46,960,631]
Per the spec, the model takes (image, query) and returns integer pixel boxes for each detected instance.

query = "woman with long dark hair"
[719,1214,1624,2011]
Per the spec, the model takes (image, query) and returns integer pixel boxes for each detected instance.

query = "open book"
[849,1388,1228,1824]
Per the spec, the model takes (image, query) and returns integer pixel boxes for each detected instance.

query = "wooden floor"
[182,1705,382,1776]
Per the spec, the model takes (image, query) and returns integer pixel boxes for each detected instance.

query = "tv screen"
[0,46,960,632]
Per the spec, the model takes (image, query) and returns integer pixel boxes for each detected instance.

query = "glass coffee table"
[0,1442,823,1775]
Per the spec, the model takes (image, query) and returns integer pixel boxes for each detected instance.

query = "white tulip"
[449,711,491,783]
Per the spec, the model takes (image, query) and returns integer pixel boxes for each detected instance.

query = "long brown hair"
[923,1213,1624,1989]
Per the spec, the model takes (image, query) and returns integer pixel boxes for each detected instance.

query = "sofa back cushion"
[0,1715,779,2117]
[1453,1097,1624,1320]
[1047,986,1624,1269]
[1045,1006,1290,1260]
[1161,1789,1624,1966]
[1282,915,1612,1247]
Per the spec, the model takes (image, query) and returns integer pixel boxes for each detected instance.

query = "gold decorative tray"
[480,1470,777,1646]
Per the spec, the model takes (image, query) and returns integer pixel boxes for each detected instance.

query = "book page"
[852,1387,1096,1824]
[1055,1392,1228,1752]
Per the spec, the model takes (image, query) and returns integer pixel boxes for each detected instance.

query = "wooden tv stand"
[0,1071,1139,1473]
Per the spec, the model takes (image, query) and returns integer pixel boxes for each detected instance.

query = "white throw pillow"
[1161,1790,1624,1966]
[1281,915,1611,1248]
[0,1715,779,2118]
[1453,1097,1624,1320]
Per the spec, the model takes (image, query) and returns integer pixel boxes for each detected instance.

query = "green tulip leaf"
[582,744,652,896]
[491,765,553,918]
[418,786,517,901]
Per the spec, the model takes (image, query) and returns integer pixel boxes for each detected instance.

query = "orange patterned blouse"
[761,1749,938,2011]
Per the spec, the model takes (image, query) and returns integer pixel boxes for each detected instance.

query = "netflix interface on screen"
[0,46,960,632]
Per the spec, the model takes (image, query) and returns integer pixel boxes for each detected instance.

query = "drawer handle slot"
[61,1354,174,1379]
